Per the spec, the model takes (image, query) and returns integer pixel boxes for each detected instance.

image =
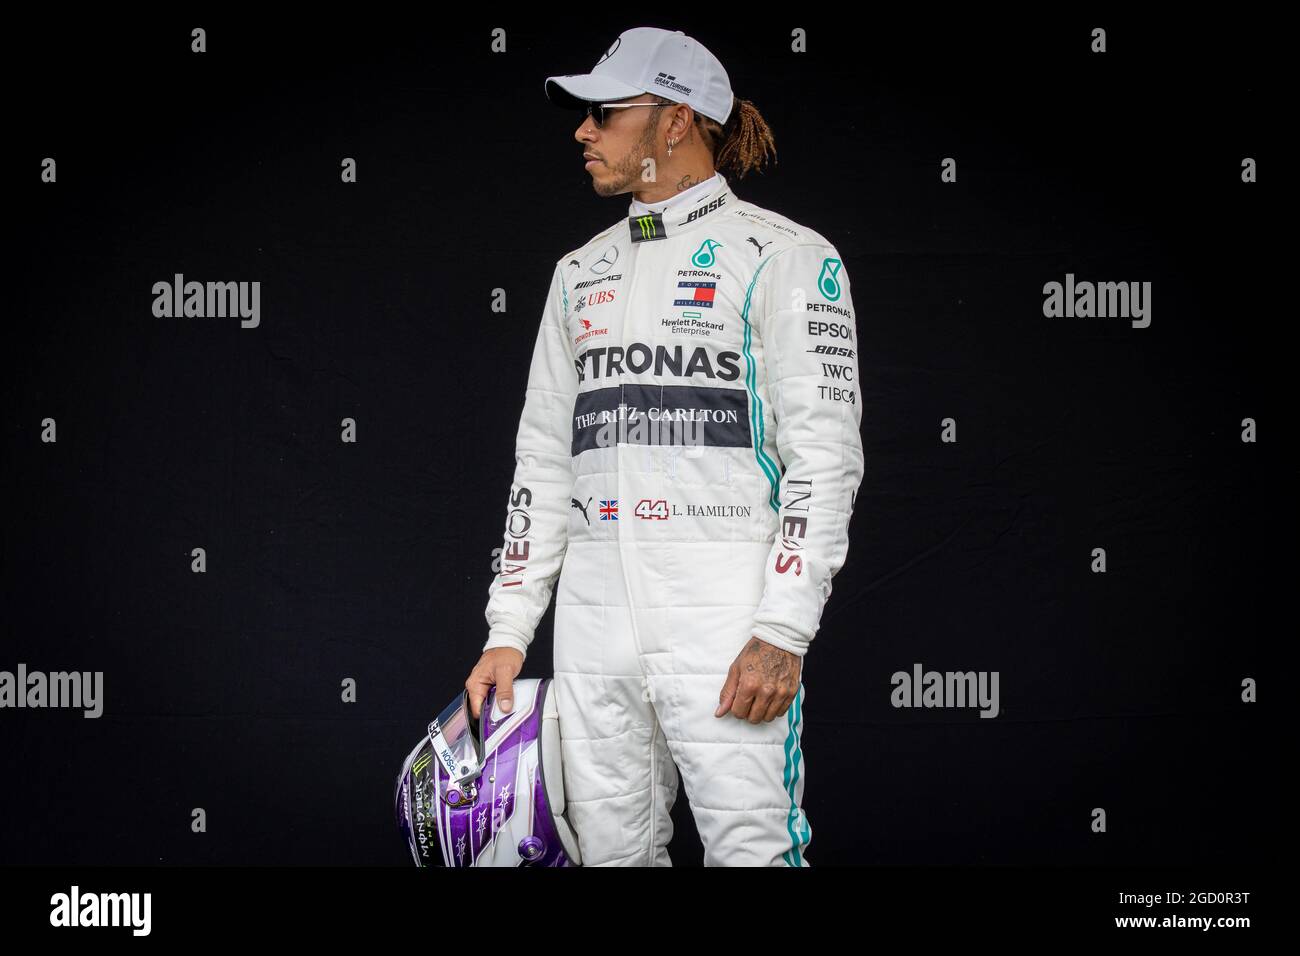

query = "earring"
[667,138,676,157]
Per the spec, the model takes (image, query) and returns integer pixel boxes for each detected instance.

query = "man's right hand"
[465,648,525,720]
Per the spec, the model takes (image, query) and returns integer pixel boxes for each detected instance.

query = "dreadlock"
[651,94,777,179]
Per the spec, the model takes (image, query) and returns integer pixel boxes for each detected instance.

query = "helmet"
[394,677,582,866]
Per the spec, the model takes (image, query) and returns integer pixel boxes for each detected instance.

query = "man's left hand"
[715,637,802,723]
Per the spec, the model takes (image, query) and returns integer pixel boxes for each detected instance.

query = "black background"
[3,12,1280,867]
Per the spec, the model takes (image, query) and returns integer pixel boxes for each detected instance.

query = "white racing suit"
[484,173,864,866]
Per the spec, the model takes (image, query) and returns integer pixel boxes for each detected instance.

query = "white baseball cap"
[544,27,734,126]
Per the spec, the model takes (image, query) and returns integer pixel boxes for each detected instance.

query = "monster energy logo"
[412,752,432,775]
[629,212,665,242]
[818,258,843,301]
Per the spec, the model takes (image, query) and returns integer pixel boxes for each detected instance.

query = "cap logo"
[597,38,621,64]
[653,72,694,96]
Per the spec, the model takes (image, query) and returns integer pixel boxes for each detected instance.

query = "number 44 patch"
[634,499,670,520]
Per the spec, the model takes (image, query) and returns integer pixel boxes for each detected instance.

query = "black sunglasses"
[585,99,661,128]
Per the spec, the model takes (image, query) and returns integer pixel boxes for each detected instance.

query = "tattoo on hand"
[745,639,796,682]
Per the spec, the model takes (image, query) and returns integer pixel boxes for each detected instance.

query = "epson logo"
[807,322,854,340]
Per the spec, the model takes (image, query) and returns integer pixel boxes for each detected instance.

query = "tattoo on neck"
[676,174,705,191]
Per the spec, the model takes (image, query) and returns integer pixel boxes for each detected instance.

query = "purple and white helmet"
[394,677,581,866]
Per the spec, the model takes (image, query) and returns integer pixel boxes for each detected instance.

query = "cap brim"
[544,73,646,109]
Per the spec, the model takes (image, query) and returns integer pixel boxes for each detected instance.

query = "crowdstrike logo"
[573,317,608,346]
[49,886,151,936]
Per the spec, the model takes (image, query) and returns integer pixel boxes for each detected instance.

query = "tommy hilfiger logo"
[673,281,716,309]
[629,213,665,242]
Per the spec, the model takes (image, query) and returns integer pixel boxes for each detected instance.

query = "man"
[466,26,864,867]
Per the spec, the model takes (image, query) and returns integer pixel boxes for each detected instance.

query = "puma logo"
[748,237,773,256]
[571,496,593,525]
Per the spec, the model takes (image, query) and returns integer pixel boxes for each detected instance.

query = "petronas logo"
[818,258,843,301]
[692,238,722,267]
[629,212,665,242]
